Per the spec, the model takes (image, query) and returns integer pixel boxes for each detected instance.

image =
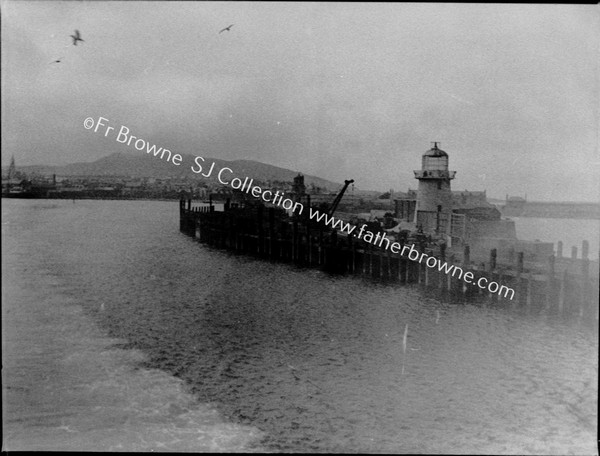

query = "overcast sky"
[2,1,598,201]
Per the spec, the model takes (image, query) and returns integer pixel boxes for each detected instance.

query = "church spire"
[7,155,16,180]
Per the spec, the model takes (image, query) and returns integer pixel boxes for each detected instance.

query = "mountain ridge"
[7,152,353,191]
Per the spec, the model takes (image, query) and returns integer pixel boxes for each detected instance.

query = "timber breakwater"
[180,199,598,321]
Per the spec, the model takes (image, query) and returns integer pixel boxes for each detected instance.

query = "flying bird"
[49,57,64,64]
[70,30,84,45]
[219,24,234,33]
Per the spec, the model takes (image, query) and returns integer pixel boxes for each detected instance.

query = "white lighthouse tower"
[413,142,456,235]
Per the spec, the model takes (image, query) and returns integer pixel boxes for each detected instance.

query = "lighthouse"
[413,142,456,235]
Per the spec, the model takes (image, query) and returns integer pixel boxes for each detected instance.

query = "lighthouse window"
[437,182,442,190]
[424,156,447,171]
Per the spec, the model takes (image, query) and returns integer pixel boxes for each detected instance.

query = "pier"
[180,199,599,320]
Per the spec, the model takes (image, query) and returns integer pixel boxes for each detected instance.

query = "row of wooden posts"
[179,200,598,320]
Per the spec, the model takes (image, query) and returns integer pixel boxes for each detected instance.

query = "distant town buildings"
[3,148,597,265]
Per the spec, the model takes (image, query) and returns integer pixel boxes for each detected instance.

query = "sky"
[1,1,599,201]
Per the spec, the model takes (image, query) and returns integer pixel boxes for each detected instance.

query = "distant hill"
[7,152,345,190]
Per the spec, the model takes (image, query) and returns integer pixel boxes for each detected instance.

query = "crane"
[327,179,354,217]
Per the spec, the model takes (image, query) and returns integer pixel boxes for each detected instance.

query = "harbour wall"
[180,199,598,320]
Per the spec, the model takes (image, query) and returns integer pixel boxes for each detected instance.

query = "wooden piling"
[546,254,555,311]
[581,240,590,318]
[318,228,324,266]
[292,219,299,262]
[558,268,567,314]
[387,250,393,280]
[434,243,444,293]
[489,249,497,272]
[269,208,275,258]
[424,250,430,286]
[516,252,524,305]
[258,206,264,256]
[461,245,470,296]
[399,256,407,283]
[526,272,533,311]
[372,247,381,279]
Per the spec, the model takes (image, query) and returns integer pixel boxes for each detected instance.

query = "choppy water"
[2,199,598,453]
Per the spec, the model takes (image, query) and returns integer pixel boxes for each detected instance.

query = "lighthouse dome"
[423,143,448,158]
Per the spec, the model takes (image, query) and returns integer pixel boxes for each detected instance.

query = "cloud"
[1,2,598,201]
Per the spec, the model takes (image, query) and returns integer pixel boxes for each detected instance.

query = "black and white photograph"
[2,1,598,453]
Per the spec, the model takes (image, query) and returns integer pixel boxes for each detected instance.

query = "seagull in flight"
[70,30,84,45]
[219,24,234,34]
[49,57,64,64]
